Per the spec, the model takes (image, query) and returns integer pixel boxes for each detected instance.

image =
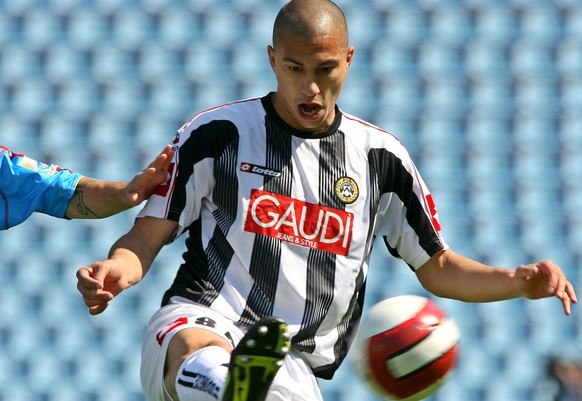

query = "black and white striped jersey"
[138,93,448,379]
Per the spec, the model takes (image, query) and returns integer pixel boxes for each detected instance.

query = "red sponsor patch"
[156,317,188,346]
[425,194,441,232]
[154,162,175,197]
[244,189,354,256]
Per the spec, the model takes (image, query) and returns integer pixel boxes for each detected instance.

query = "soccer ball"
[350,295,460,401]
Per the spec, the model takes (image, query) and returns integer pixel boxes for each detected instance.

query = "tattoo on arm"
[72,179,101,218]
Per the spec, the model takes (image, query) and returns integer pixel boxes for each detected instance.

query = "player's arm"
[77,216,178,315]
[64,145,173,219]
[416,249,576,315]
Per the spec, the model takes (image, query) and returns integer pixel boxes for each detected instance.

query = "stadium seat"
[66,6,109,50]
[471,4,517,45]
[379,5,428,45]
[517,4,563,45]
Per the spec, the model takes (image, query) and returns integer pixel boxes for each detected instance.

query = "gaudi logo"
[335,177,359,204]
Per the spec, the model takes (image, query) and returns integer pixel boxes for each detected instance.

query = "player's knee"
[164,329,233,400]
[167,346,231,401]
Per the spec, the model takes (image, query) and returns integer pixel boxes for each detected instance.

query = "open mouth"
[299,103,322,117]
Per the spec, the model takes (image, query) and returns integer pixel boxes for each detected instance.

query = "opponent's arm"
[76,216,178,315]
[416,249,576,315]
[65,145,173,219]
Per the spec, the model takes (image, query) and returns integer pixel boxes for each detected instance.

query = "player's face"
[268,31,354,132]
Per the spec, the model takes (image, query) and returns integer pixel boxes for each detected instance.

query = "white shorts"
[140,299,323,401]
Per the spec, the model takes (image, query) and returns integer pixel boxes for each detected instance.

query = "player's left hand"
[513,260,577,315]
[124,144,173,205]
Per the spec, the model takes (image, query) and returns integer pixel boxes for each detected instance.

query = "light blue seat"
[11,80,53,121]
[501,344,547,388]
[560,114,582,147]
[0,12,18,47]
[371,40,418,81]
[340,77,377,122]
[0,117,41,155]
[200,6,244,49]
[90,44,135,83]
[157,7,201,49]
[44,44,91,84]
[376,78,423,120]
[148,80,192,121]
[378,4,428,45]
[417,41,464,80]
[428,6,473,46]
[467,76,514,118]
[0,44,42,85]
[343,6,382,48]
[560,77,582,111]
[87,115,136,153]
[66,6,108,50]
[510,40,556,80]
[422,79,469,119]
[110,9,152,50]
[246,5,278,43]
[230,41,275,82]
[184,44,231,83]
[455,345,504,390]
[138,44,183,84]
[471,4,517,45]
[464,41,511,79]
[101,81,146,119]
[513,79,560,119]
[185,0,227,12]
[466,153,514,192]
[134,115,179,153]
[517,4,563,45]
[190,81,237,112]
[562,12,582,43]
[20,9,61,50]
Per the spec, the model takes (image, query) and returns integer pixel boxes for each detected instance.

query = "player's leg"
[141,303,244,401]
[142,303,292,401]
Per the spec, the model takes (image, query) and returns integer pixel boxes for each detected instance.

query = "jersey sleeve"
[372,146,448,270]
[0,146,82,230]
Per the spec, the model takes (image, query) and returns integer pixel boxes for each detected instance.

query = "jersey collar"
[261,92,342,139]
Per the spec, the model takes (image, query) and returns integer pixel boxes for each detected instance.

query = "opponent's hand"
[513,260,577,315]
[125,144,174,206]
[76,260,127,315]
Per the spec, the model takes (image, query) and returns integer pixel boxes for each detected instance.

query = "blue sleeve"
[0,146,83,230]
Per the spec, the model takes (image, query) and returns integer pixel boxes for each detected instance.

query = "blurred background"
[1,0,582,400]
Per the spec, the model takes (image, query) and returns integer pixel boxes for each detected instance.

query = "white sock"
[175,346,230,401]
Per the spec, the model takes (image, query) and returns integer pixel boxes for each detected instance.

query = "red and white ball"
[351,295,460,401]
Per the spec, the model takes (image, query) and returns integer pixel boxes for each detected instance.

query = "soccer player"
[0,144,173,230]
[75,1,577,401]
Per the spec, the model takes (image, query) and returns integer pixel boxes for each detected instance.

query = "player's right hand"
[76,260,125,315]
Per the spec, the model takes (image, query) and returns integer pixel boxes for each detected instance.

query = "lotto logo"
[240,162,282,178]
[244,189,354,256]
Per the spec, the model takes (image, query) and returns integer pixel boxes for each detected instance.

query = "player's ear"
[346,46,354,70]
[267,45,276,70]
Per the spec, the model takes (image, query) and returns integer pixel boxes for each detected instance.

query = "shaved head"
[273,0,349,49]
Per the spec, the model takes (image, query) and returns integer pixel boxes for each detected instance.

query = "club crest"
[335,176,359,204]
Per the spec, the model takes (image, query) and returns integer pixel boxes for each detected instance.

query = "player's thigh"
[141,303,243,401]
